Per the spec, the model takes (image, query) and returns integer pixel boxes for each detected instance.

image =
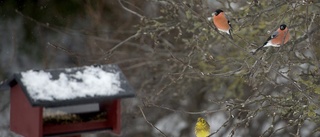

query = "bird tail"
[228,30,233,40]
[252,43,266,55]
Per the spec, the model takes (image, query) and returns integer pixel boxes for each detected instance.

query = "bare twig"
[305,13,319,74]
[98,32,140,61]
[139,106,168,137]
[118,0,144,19]
[47,42,78,57]
[149,103,227,115]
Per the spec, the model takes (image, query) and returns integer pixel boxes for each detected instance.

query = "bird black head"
[214,9,224,16]
[280,24,287,30]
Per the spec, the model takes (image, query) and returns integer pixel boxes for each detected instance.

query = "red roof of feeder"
[0,64,135,107]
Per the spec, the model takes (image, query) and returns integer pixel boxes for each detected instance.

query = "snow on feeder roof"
[2,64,134,107]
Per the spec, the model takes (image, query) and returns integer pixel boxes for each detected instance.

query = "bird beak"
[211,13,215,16]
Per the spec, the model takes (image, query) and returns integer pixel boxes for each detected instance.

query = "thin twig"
[139,106,168,137]
[47,42,78,57]
[118,0,144,19]
[98,32,140,61]
[305,13,319,74]
[150,103,227,115]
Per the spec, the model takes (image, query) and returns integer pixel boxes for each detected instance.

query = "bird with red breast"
[253,24,290,54]
[208,9,233,39]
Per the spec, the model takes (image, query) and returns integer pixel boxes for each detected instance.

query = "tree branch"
[118,0,144,19]
[139,106,168,137]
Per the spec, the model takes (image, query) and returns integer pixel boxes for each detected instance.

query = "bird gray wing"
[270,30,278,39]
[254,30,279,54]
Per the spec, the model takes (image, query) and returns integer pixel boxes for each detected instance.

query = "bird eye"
[280,25,286,30]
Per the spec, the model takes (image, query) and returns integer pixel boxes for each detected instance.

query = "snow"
[20,66,124,101]
[153,113,187,137]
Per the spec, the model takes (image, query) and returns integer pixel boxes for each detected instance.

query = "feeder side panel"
[10,85,43,137]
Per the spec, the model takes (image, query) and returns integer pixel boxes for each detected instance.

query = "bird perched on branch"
[253,24,290,54]
[195,117,210,137]
[208,9,233,39]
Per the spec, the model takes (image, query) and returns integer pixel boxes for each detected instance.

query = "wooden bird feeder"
[0,64,135,137]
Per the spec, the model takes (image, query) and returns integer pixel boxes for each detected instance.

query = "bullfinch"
[208,9,233,39]
[254,24,290,54]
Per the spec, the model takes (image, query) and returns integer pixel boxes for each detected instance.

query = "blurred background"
[0,0,320,137]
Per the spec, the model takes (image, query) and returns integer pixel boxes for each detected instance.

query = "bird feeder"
[0,64,135,137]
